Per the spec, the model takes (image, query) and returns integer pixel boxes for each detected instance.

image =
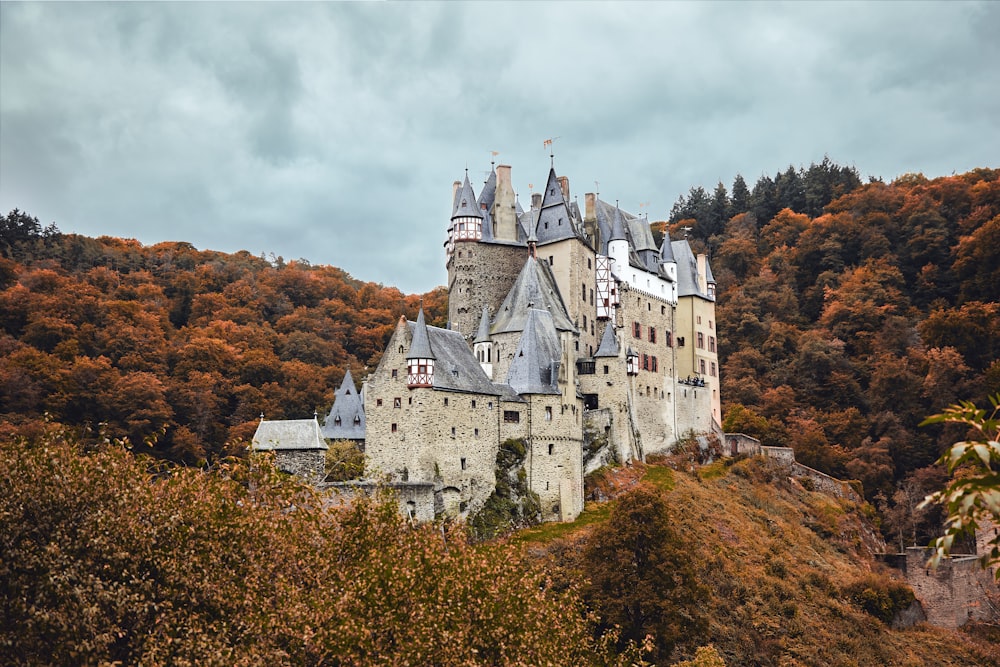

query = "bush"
[843,575,916,624]
[0,429,627,666]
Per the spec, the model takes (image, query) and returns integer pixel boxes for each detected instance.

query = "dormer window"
[334,417,342,426]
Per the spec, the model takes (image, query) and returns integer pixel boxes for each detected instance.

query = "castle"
[260,160,721,524]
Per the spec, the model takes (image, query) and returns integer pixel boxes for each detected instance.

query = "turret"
[452,173,483,242]
[473,306,493,379]
[406,308,435,388]
[608,204,630,273]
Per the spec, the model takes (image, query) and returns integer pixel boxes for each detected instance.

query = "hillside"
[525,457,999,666]
[0,224,446,461]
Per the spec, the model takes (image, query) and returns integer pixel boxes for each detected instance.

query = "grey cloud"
[2,1,998,293]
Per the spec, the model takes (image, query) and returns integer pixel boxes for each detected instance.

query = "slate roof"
[671,240,714,299]
[321,369,366,440]
[534,167,578,245]
[506,308,562,396]
[406,321,502,395]
[594,321,620,358]
[407,308,435,360]
[659,236,676,262]
[452,174,483,220]
[478,169,496,242]
[474,305,492,343]
[253,418,328,451]
[491,256,577,335]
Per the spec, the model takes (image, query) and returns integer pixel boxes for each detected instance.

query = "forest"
[1,164,999,547]
[2,164,1000,665]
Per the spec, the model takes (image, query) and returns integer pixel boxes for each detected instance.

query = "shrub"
[843,575,916,624]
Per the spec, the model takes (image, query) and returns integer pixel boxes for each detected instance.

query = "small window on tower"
[545,406,552,421]
[461,457,467,470]
[394,397,401,408]
[471,399,476,408]
[391,369,398,379]
[391,423,397,433]
[376,398,383,406]
[548,443,555,455]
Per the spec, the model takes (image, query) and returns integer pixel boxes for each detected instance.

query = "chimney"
[584,193,596,222]
[452,181,460,211]
[494,165,517,241]
[696,253,708,293]
[531,192,542,209]
[557,175,570,202]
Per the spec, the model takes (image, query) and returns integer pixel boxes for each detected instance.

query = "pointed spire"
[610,204,627,242]
[339,368,356,394]
[659,234,676,263]
[406,307,435,360]
[506,309,561,395]
[594,322,620,358]
[474,305,492,343]
[451,173,483,220]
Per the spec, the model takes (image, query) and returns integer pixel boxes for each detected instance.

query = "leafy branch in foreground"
[919,393,1000,576]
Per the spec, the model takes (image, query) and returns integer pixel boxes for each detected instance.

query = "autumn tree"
[580,484,708,661]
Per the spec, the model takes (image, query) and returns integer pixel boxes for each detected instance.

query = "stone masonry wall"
[275,450,325,484]
[541,238,599,357]
[617,284,677,453]
[903,548,999,628]
[364,320,501,518]
[448,242,526,340]
[525,393,585,522]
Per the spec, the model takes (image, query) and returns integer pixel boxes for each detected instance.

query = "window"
[700,359,706,374]
[582,283,587,301]
[545,406,552,421]
[334,417,342,426]
[697,315,702,324]
[661,305,666,315]
[590,289,594,305]
[471,399,476,408]
[583,315,587,330]
[391,423,397,433]
[677,336,685,347]
[451,426,456,436]
[504,410,520,423]
[651,356,658,373]
[376,399,383,407]
[588,258,592,268]
[461,457,467,470]
[633,321,641,338]
[408,397,412,405]
[649,327,656,343]
[444,397,449,406]
[488,401,493,410]
[709,320,714,329]
[548,443,555,455]
[603,365,609,375]
[354,415,361,425]
[391,369,398,379]
[394,397,401,408]
[710,361,717,377]
[642,354,649,370]
[709,336,716,353]
[697,332,705,349]
[665,330,673,347]
[549,255,554,266]
[474,428,479,436]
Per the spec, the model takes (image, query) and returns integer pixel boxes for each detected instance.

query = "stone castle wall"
[364,320,501,518]
[448,242,526,339]
[275,450,325,484]
[902,548,999,628]
[524,393,584,522]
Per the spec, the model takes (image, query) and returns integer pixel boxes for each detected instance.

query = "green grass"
[512,500,613,544]
[697,460,728,480]
[643,463,676,490]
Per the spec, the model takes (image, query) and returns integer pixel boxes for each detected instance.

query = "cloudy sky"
[2,2,997,294]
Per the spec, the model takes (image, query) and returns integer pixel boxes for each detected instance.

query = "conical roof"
[451,174,483,220]
[491,256,576,335]
[506,309,562,396]
[610,205,627,242]
[474,306,492,343]
[321,370,366,440]
[594,322,620,358]
[535,167,576,245]
[406,307,435,359]
[659,234,676,262]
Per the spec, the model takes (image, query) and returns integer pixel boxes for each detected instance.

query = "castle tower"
[608,204,630,274]
[473,305,493,379]
[406,307,435,388]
